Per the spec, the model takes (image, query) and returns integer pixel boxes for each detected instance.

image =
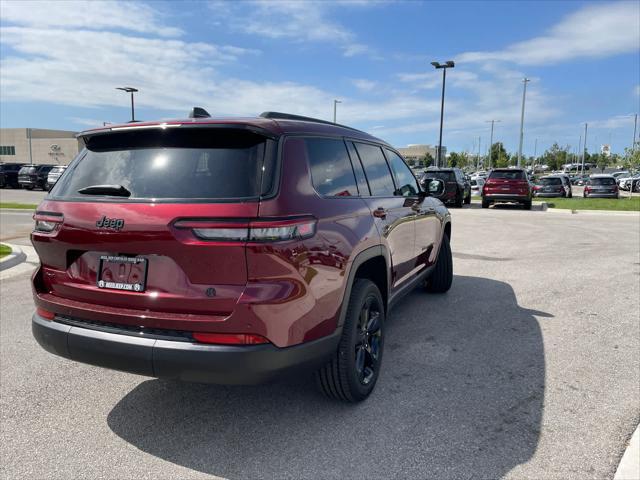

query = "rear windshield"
[51,129,272,202]
[19,166,36,174]
[490,170,526,180]
[425,171,454,181]
[540,177,562,185]
[589,177,615,186]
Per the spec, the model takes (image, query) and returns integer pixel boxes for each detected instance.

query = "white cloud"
[351,79,378,91]
[458,1,640,66]
[1,0,183,37]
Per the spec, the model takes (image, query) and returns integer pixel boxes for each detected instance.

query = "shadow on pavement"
[108,275,549,479]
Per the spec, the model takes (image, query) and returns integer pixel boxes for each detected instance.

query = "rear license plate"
[97,255,148,292]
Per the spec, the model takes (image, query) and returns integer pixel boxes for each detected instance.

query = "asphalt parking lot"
[1,207,639,479]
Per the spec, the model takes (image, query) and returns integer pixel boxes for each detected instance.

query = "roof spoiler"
[188,107,211,118]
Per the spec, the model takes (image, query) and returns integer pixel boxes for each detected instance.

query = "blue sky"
[1,0,638,155]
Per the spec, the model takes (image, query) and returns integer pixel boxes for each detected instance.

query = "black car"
[420,167,471,207]
[18,164,56,190]
[0,163,26,188]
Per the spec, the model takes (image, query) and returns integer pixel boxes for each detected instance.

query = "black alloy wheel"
[354,296,383,385]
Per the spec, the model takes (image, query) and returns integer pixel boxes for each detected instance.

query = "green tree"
[623,145,640,171]
[488,142,509,168]
[423,152,434,168]
[448,151,469,168]
[541,143,570,171]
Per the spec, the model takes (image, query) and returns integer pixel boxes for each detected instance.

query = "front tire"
[316,279,385,402]
[425,232,453,293]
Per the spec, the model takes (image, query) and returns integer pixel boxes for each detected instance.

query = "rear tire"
[454,191,463,208]
[464,193,471,205]
[481,198,490,208]
[316,279,385,402]
[425,233,453,293]
[523,200,532,210]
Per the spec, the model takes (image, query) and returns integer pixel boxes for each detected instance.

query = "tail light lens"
[533,185,540,191]
[174,217,316,243]
[36,307,55,320]
[33,212,63,233]
[192,332,269,345]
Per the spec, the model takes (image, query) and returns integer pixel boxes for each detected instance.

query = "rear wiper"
[77,184,131,197]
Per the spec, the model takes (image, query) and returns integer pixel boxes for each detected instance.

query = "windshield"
[540,178,562,185]
[589,177,615,186]
[490,170,526,180]
[51,129,271,201]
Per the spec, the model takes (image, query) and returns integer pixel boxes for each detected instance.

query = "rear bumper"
[584,193,618,198]
[534,192,564,197]
[483,194,530,203]
[32,312,340,384]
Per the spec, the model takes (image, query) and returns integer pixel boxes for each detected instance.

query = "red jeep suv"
[482,168,532,209]
[31,111,453,402]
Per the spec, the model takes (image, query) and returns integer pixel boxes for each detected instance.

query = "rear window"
[19,166,36,174]
[589,177,615,186]
[540,178,562,185]
[51,129,271,201]
[425,171,454,182]
[490,170,525,180]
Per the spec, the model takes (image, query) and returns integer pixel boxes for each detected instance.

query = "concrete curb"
[615,423,640,480]
[0,208,36,213]
[0,243,27,271]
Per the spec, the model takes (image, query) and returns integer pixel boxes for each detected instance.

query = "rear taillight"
[533,185,540,191]
[174,217,316,243]
[33,212,63,233]
[36,307,55,320]
[192,332,269,345]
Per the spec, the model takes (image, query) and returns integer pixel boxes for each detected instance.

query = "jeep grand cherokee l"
[30,110,452,402]
[482,168,532,209]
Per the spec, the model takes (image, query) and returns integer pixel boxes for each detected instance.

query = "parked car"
[46,165,68,190]
[30,110,453,403]
[572,175,590,186]
[0,163,26,188]
[420,167,471,207]
[18,164,56,190]
[612,171,630,181]
[470,176,485,196]
[583,175,619,198]
[618,173,640,192]
[533,175,572,198]
[481,168,532,209]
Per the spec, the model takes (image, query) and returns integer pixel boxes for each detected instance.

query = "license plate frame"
[97,255,148,292]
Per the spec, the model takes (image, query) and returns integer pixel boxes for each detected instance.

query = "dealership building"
[0,128,82,166]
[396,144,446,165]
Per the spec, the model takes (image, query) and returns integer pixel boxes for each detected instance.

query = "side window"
[305,137,358,197]
[346,141,370,195]
[354,142,395,196]
[385,149,419,197]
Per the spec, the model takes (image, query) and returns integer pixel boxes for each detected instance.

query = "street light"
[517,77,530,166]
[431,60,455,168]
[485,119,501,169]
[333,99,342,124]
[116,87,138,122]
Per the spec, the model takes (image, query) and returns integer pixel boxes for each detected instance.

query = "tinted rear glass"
[51,129,269,201]
[305,138,358,197]
[589,177,615,185]
[540,178,562,185]
[19,166,36,174]
[490,170,525,180]
[354,142,395,196]
[425,171,454,181]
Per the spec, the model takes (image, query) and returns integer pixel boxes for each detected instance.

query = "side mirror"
[420,178,445,197]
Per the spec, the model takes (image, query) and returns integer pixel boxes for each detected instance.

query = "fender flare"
[337,245,390,327]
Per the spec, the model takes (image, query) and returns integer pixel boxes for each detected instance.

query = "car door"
[385,148,440,272]
[351,141,415,290]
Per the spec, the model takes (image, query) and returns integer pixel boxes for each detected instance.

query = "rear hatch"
[587,177,617,193]
[425,170,456,197]
[32,126,277,329]
[18,165,37,183]
[537,177,564,194]
[484,170,529,195]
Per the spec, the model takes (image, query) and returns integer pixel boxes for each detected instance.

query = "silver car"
[46,165,67,190]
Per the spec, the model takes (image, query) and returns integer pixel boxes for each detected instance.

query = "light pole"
[333,99,342,124]
[485,119,500,169]
[116,87,138,122]
[581,123,588,175]
[431,60,455,168]
[633,113,638,152]
[517,77,530,166]
[477,136,481,170]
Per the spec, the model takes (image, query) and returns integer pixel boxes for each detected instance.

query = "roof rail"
[189,107,211,118]
[259,111,366,135]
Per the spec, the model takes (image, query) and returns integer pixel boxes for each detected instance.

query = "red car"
[482,168,533,210]
[31,110,453,402]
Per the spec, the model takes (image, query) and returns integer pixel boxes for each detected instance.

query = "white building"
[0,128,82,165]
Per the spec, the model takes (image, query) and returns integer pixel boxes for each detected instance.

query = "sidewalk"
[615,424,640,480]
